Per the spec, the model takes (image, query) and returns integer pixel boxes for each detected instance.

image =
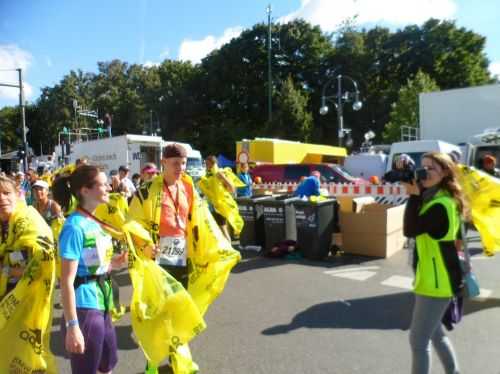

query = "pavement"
[52,231,500,373]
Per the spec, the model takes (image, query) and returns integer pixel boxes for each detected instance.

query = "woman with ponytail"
[402,152,467,374]
[53,165,127,374]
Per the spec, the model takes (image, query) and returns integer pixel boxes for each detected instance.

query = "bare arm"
[60,259,85,354]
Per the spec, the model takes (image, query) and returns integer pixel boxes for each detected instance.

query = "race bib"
[82,235,113,273]
[159,236,187,267]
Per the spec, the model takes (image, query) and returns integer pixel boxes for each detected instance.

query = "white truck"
[419,84,500,167]
[55,134,206,178]
[55,134,164,175]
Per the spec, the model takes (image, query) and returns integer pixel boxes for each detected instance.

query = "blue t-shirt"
[59,212,114,310]
[294,176,321,198]
[237,172,253,197]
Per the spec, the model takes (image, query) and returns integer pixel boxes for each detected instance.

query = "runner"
[54,165,127,374]
[0,175,57,373]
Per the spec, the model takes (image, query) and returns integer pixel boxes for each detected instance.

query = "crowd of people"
[0,145,497,374]
[0,145,241,374]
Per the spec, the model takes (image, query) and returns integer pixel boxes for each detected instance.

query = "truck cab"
[463,128,500,169]
[386,140,461,172]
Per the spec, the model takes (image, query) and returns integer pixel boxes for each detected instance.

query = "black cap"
[118,165,130,172]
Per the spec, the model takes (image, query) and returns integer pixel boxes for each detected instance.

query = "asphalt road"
[52,232,500,373]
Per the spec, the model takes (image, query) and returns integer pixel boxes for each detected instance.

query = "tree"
[383,71,439,143]
[271,76,313,141]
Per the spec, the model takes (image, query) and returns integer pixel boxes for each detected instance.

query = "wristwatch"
[65,319,79,328]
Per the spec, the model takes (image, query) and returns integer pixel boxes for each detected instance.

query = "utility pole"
[267,4,272,123]
[18,69,28,172]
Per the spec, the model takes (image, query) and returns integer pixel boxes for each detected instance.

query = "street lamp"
[149,110,161,136]
[319,73,363,147]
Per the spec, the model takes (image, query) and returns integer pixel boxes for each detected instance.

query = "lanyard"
[164,182,186,231]
[76,207,122,239]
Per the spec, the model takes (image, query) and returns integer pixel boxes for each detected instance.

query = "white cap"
[32,180,49,189]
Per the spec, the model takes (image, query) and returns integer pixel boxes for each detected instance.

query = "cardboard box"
[340,203,406,258]
[337,196,376,213]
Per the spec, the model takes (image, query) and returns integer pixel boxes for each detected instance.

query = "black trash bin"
[294,198,337,260]
[259,195,299,253]
[236,196,272,248]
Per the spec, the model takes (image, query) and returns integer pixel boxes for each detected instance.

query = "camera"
[384,167,428,183]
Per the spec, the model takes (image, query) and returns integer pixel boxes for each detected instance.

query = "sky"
[1,0,499,109]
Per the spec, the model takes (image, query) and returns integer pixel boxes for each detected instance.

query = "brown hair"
[205,155,217,163]
[52,165,101,211]
[422,152,469,219]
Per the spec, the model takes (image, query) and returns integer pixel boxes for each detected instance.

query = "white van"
[386,140,461,172]
[344,153,388,179]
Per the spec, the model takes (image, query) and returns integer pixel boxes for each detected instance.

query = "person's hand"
[143,244,159,259]
[111,251,128,270]
[402,180,420,196]
[65,325,85,354]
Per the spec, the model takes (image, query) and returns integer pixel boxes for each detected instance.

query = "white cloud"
[45,56,52,68]
[0,44,33,100]
[279,0,457,31]
[490,61,500,78]
[178,26,244,63]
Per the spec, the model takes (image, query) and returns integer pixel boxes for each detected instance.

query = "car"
[250,163,365,184]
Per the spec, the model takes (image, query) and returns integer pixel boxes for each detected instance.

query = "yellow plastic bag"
[457,165,500,256]
[123,228,206,368]
[95,192,129,229]
[187,191,241,316]
[0,203,57,373]
[171,343,199,374]
[50,216,65,278]
[198,167,244,236]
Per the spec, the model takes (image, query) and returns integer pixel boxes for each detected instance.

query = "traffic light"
[17,148,25,159]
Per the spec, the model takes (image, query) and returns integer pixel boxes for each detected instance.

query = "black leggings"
[160,265,188,289]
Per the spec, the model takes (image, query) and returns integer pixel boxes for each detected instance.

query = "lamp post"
[319,73,363,147]
[148,110,161,136]
[0,68,29,172]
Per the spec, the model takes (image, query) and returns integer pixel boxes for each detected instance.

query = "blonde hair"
[422,152,469,219]
[0,176,18,193]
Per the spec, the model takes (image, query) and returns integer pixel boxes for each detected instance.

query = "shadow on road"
[262,293,500,336]
[262,292,415,335]
[233,250,377,274]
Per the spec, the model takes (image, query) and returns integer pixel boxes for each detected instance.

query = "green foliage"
[383,71,439,143]
[271,76,313,141]
[0,18,495,158]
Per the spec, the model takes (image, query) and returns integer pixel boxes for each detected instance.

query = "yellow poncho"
[457,165,500,256]
[197,165,245,236]
[0,202,57,373]
[128,173,241,371]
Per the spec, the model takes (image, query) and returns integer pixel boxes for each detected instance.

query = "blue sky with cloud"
[1,0,499,108]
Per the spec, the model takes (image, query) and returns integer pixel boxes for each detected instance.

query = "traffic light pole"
[18,69,29,173]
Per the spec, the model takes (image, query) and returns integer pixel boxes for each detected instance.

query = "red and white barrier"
[253,182,409,205]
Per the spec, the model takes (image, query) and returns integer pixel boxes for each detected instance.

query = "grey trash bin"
[294,198,337,260]
[259,195,299,253]
[236,196,271,248]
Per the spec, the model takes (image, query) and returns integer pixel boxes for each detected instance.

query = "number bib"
[159,236,187,267]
